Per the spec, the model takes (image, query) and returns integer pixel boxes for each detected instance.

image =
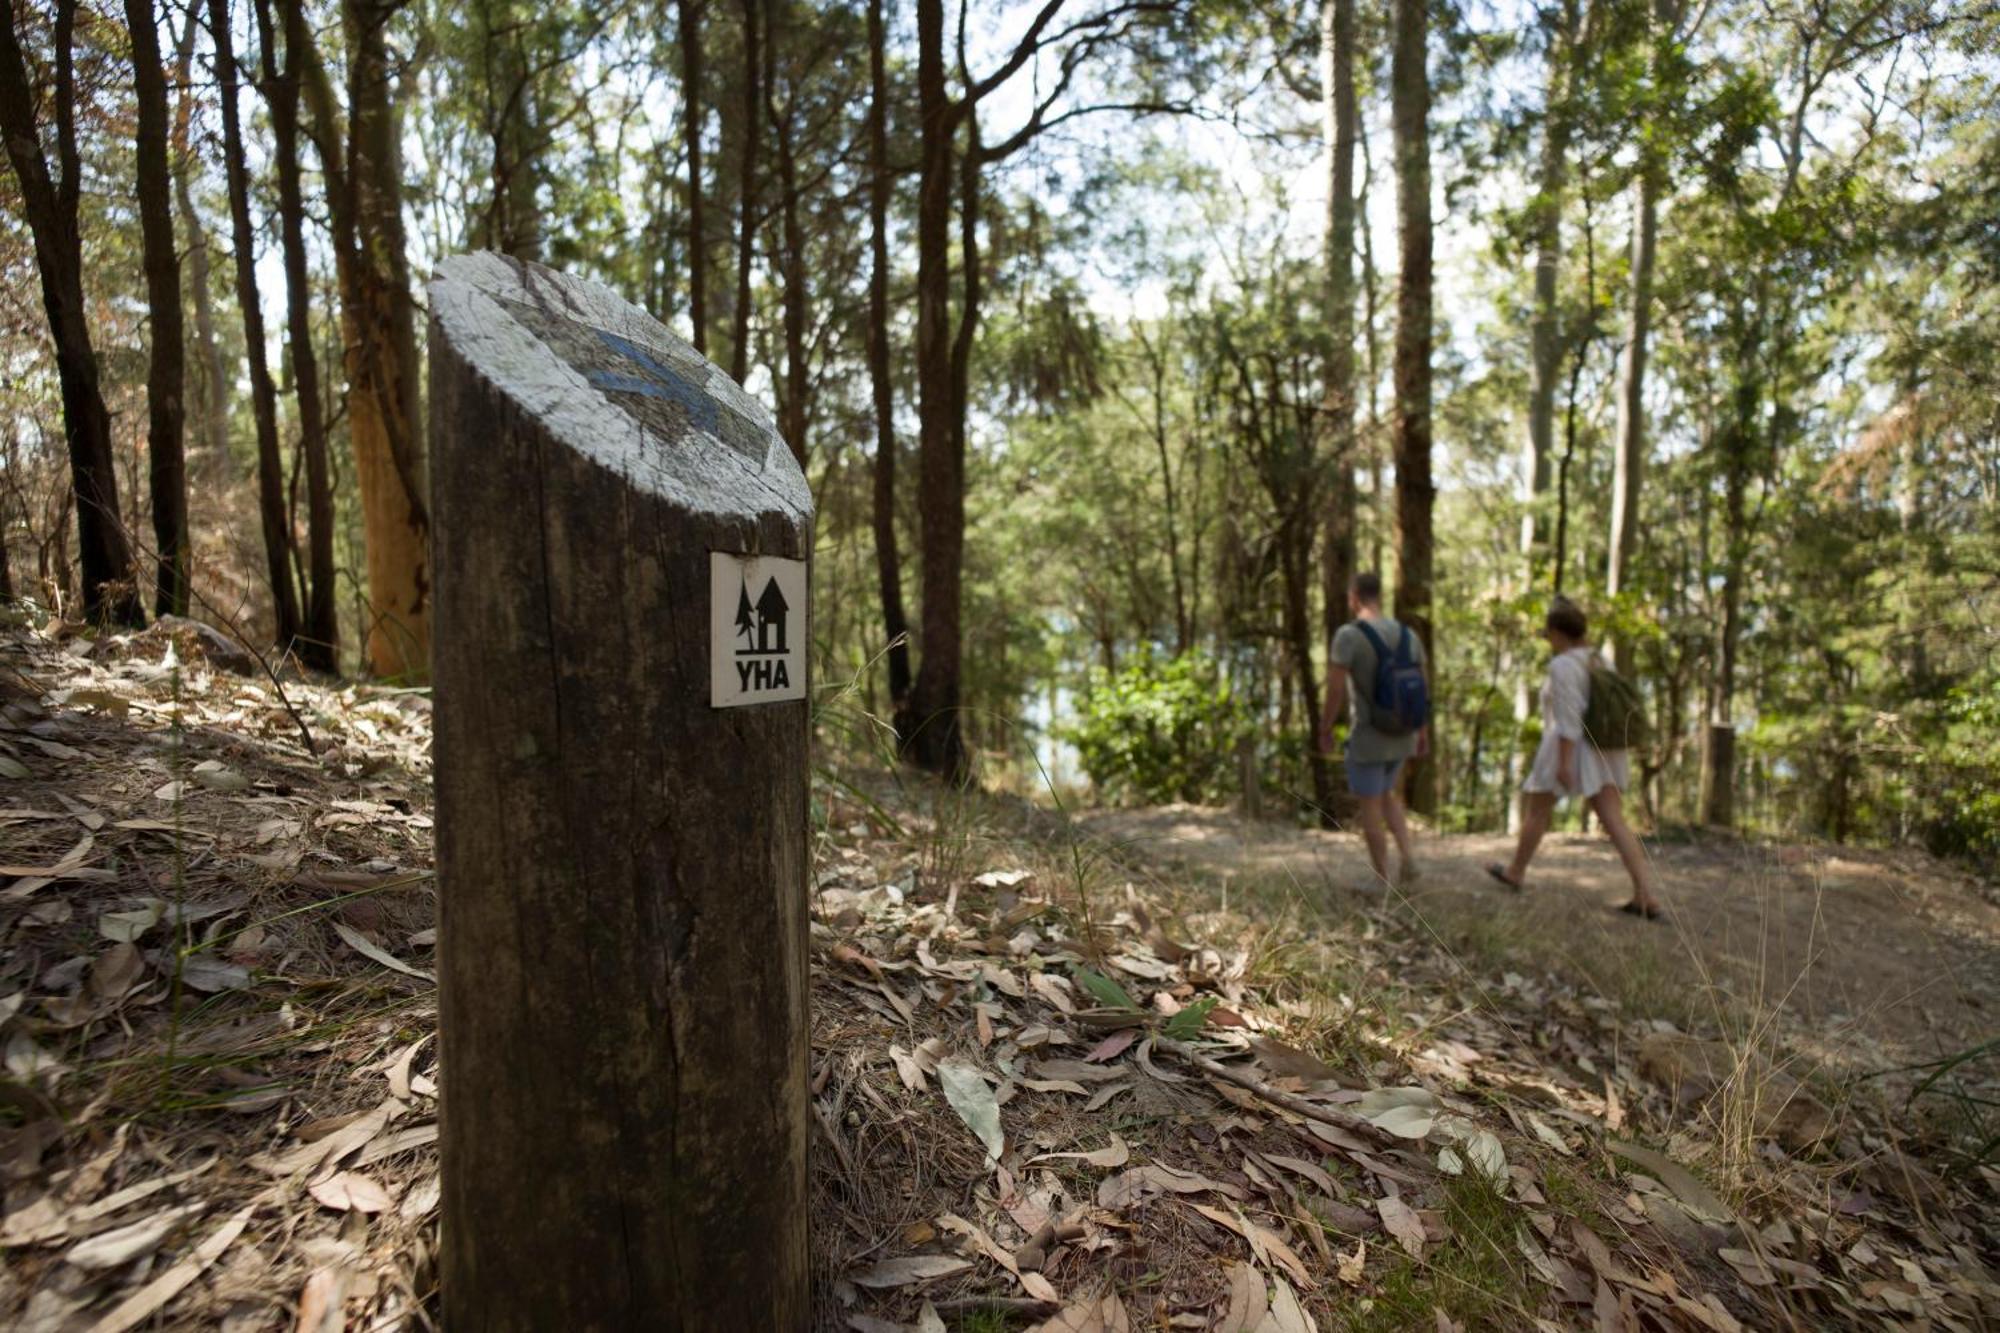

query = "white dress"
[1523,646,1629,799]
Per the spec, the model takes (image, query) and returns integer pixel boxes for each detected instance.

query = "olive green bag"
[1582,655,1651,751]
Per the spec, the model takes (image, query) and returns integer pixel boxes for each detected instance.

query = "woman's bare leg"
[1503,792,1557,883]
[1588,786,1658,909]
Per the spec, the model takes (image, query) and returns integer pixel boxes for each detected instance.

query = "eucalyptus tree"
[0,0,144,625]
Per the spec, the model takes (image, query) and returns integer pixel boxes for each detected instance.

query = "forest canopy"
[2,0,1996,859]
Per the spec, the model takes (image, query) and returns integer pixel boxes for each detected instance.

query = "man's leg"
[1503,792,1557,883]
[1354,794,1390,882]
[1588,787,1659,909]
[1384,791,1418,883]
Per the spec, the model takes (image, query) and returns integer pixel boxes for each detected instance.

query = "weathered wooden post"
[428,254,812,1328]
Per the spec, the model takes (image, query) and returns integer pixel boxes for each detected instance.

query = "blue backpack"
[1353,620,1429,736]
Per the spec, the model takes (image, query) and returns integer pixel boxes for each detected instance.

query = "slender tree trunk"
[128,0,190,617]
[1318,0,1358,827]
[1521,2,1574,581]
[0,0,144,627]
[1607,61,1662,675]
[769,17,807,464]
[259,0,338,670]
[209,0,304,646]
[1358,115,1384,575]
[343,0,432,679]
[1140,324,1189,653]
[730,0,761,385]
[866,0,911,707]
[679,0,709,352]
[1391,0,1435,813]
[172,3,231,483]
[899,0,969,779]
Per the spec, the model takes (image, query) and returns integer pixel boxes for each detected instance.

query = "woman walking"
[1486,598,1662,918]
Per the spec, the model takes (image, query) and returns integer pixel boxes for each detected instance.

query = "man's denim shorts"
[1344,754,1405,797]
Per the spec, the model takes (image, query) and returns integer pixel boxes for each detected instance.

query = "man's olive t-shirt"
[1331,616,1426,764]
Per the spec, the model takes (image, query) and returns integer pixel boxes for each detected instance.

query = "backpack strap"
[1352,619,1391,667]
[1395,624,1412,665]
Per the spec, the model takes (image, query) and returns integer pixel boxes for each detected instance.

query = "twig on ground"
[1154,1036,1394,1142]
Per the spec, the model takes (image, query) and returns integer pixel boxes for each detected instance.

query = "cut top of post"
[428,253,810,523]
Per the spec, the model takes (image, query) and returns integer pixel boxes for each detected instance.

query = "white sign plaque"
[710,552,808,708]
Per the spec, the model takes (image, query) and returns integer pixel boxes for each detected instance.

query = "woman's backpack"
[1353,621,1430,736]
[1582,654,1650,751]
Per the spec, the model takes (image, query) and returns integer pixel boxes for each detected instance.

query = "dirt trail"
[1082,804,2000,1074]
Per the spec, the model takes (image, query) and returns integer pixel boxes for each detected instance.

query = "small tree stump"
[429,254,812,1329]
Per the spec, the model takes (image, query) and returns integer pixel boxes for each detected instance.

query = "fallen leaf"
[0,756,29,779]
[64,1203,204,1270]
[1378,1196,1425,1258]
[938,1061,1004,1164]
[1217,1261,1267,1333]
[1607,1141,1731,1223]
[1029,1058,1127,1084]
[308,1171,395,1213]
[88,943,146,1001]
[1191,1204,1315,1289]
[1265,1276,1319,1333]
[1030,1292,1131,1333]
[849,1255,971,1288]
[1084,1029,1138,1063]
[1338,1239,1367,1286]
[1083,1081,1133,1112]
[332,921,434,982]
[1135,1038,1185,1084]
[1249,1038,1339,1083]
[1029,1133,1129,1169]
[86,1203,255,1333]
[399,1174,441,1221]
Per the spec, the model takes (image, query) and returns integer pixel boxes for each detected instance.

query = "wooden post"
[429,253,813,1329]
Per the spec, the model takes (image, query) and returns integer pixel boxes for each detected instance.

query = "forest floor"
[0,611,1996,1332]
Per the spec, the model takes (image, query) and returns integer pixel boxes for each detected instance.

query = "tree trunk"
[730,0,761,385]
[0,0,144,627]
[769,11,807,464]
[210,0,303,647]
[128,0,190,617]
[343,0,432,679]
[1318,0,1358,826]
[1391,0,1435,813]
[899,0,969,780]
[1520,2,1574,585]
[867,0,911,707]
[1607,67,1662,675]
[172,2,231,483]
[259,0,338,671]
[679,0,708,353]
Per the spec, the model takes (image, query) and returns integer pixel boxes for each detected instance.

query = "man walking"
[1319,572,1429,887]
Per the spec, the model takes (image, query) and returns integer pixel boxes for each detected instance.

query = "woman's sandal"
[1483,863,1524,892]
[1618,900,1663,921]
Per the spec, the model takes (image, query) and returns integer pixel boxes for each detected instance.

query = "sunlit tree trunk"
[866,0,911,708]
[0,0,144,626]
[343,0,432,678]
[1318,0,1358,827]
[171,4,231,483]
[1391,0,1435,813]
[210,0,303,646]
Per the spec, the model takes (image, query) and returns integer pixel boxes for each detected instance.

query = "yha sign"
[710,552,808,707]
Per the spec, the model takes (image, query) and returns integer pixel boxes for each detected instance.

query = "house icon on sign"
[735,576,789,656]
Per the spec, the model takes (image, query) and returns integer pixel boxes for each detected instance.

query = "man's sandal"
[1617,900,1663,921]
[1483,864,1524,892]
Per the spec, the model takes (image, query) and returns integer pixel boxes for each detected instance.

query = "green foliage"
[1061,652,1252,806]
[1072,968,1140,1013]
[1161,995,1218,1041]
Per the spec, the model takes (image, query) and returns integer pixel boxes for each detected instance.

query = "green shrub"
[1062,652,1251,804]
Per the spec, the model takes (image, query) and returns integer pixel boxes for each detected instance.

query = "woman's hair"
[1545,597,1588,640]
